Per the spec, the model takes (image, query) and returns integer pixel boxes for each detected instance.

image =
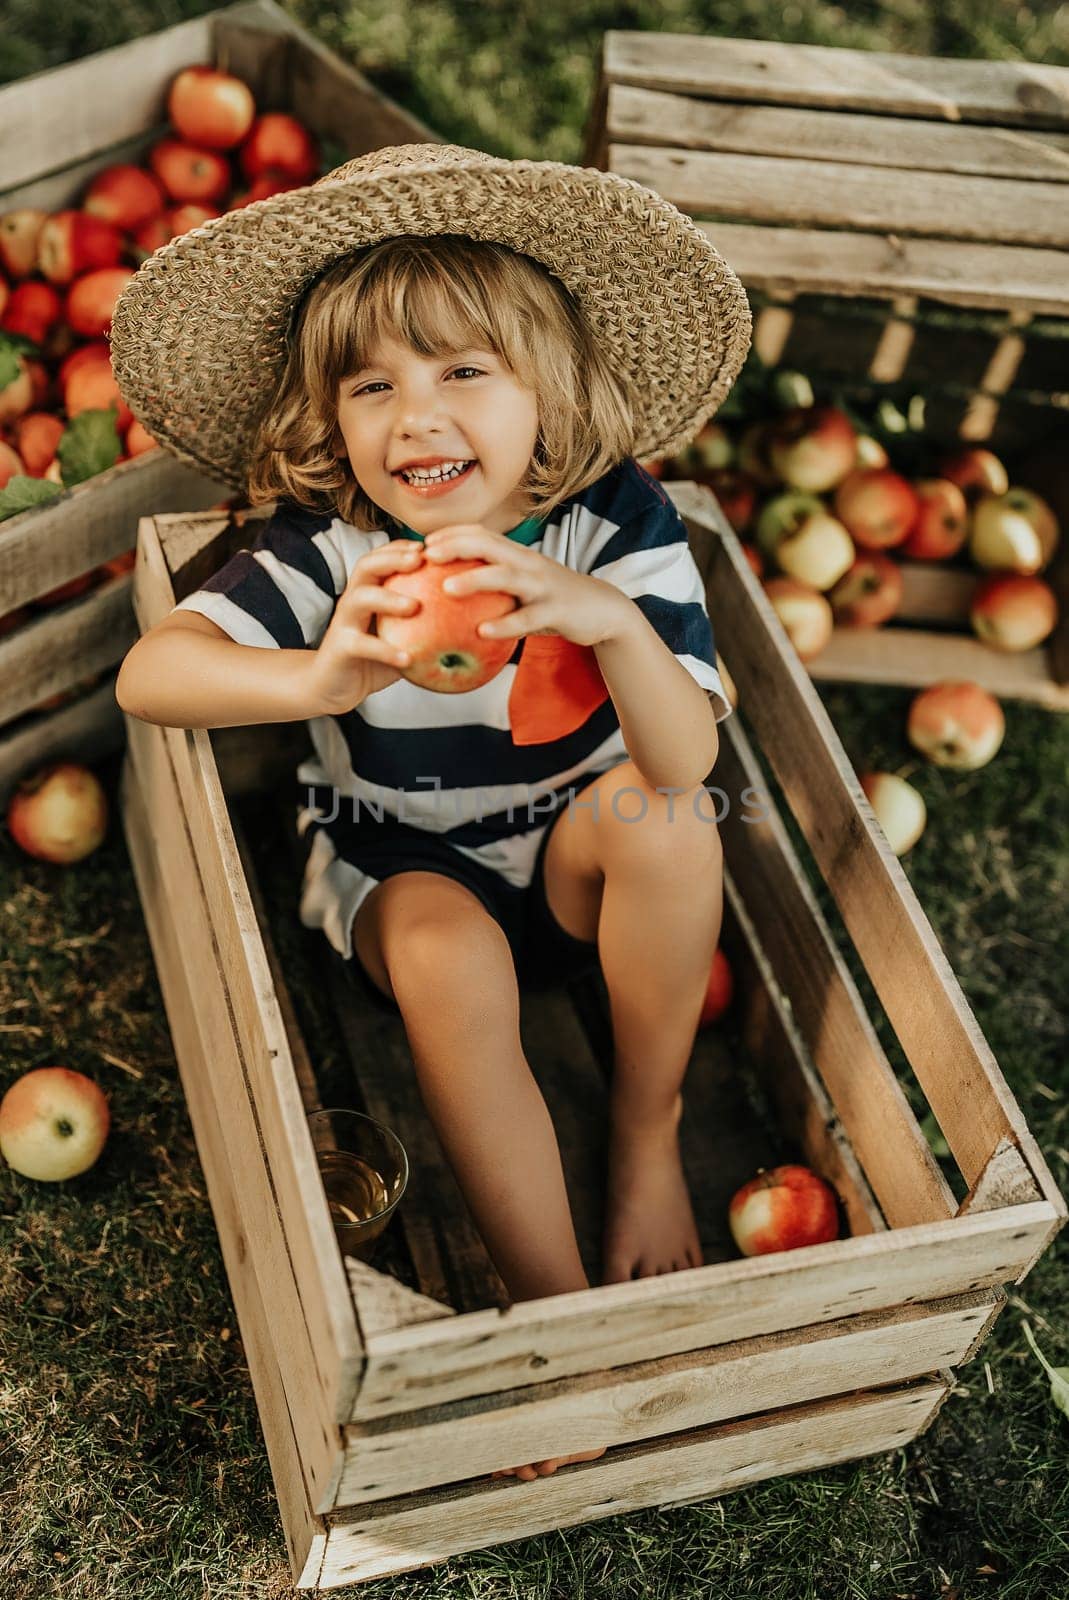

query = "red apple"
[37,211,123,285]
[834,467,919,550]
[762,576,834,661]
[64,267,135,337]
[703,467,758,534]
[226,168,304,210]
[58,339,111,389]
[131,213,176,257]
[0,356,33,425]
[0,439,25,488]
[168,203,219,235]
[6,761,108,862]
[0,209,47,279]
[14,412,64,478]
[728,1164,840,1257]
[0,273,7,319]
[83,163,166,230]
[376,556,519,692]
[239,113,318,182]
[64,361,133,431]
[0,280,63,346]
[859,771,927,855]
[938,447,1009,505]
[969,573,1058,653]
[25,358,50,409]
[149,138,231,205]
[901,477,969,561]
[969,488,1059,576]
[125,417,159,457]
[0,1066,110,1182]
[828,550,903,627]
[697,946,734,1027]
[769,404,857,494]
[168,66,256,149]
[906,681,1005,770]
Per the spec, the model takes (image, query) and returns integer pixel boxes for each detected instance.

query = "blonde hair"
[246,234,639,530]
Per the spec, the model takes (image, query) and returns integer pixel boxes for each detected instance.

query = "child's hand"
[423,525,632,648]
[308,539,424,713]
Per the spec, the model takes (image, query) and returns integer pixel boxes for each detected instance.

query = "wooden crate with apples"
[583,32,1069,711]
[0,0,442,803]
[117,490,1064,1589]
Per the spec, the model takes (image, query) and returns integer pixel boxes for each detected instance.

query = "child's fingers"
[341,585,420,622]
[348,545,423,588]
[336,629,411,668]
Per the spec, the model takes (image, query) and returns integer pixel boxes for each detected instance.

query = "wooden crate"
[0,0,443,803]
[581,32,1069,709]
[117,488,1064,1587]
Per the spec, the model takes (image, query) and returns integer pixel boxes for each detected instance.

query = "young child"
[112,142,751,1482]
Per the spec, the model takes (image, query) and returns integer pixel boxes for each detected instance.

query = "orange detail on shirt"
[508,635,611,746]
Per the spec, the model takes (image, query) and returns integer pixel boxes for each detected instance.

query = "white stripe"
[253,548,335,647]
[171,591,279,650]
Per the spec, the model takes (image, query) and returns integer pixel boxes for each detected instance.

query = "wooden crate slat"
[673,483,1068,1198]
[610,145,1069,250]
[0,575,136,728]
[715,766,953,1232]
[608,83,1069,181]
[337,1292,992,1506]
[808,625,1069,711]
[698,221,1069,316]
[0,674,123,809]
[322,1379,949,1587]
[350,1200,1054,1419]
[120,754,329,1585]
[602,33,1069,131]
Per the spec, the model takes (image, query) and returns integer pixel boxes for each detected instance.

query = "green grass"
[3,1,1069,1596]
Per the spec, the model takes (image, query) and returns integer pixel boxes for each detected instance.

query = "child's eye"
[354,366,483,397]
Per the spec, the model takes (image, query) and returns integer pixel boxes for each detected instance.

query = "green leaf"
[1022,1320,1069,1421]
[56,409,122,488]
[0,474,64,522]
[0,329,38,390]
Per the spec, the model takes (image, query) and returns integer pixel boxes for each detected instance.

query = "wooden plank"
[601,33,1069,131]
[808,625,1069,711]
[120,753,329,1587]
[0,452,227,614]
[606,83,1069,181]
[697,221,1069,317]
[124,711,353,1509]
[336,1292,992,1505]
[609,145,1069,250]
[1,128,165,212]
[714,715,956,1228]
[0,575,136,727]
[0,674,123,809]
[321,1379,949,1586]
[670,480,1068,1209]
[349,1200,1055,1419]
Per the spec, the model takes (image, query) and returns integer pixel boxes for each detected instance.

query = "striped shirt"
[173,455,731,914]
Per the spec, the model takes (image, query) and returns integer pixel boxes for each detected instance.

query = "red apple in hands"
[168,66,256,149]
[969,574,1058,652]
[376,556,519,692]
[969,488,1059,575]
[697,946,734,1028]
[239,113,318,182]
[37,211,123,284]
[64,267,136,337]
[83,163,166,230]
[149,138,231,204]
[900,478,969,561]
[834,468,919,549]
[768,404,857,494]
[0,1066,110,1182]
[828,551,903,627]
[906,681,1005,770]
[728,1164,840,1257]
[6,762,108,862]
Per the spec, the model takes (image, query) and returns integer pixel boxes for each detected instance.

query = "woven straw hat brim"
[110,148,752,492]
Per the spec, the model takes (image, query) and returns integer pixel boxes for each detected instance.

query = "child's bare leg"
[363,873,608,1480]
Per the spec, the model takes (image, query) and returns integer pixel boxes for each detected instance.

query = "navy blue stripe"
[251,507,338,598]
[633,593,717,668]
[586,498,687,576]
[199,553,307,649]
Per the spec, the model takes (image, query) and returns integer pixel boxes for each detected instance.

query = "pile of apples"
[656,400,1061,663]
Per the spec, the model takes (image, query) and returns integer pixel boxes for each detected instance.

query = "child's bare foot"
[601,1091,703,1282]
[491,1447,608,1481]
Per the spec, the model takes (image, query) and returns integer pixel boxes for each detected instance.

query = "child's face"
[335,334,540,536]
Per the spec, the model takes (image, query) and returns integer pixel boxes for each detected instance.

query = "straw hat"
[110,142,752,492]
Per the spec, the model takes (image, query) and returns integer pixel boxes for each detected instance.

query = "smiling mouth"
[395,461,478,493]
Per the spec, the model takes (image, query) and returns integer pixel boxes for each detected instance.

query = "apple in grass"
[0,1067,110,1182]
[907,681,1005,770]
[167,66,256,150]
[149,138,231,205]
[969,488,1059,576]
[768,404,857,494]
[901,477,969,561]
[859,771,927,855]
[83,163,166,230]
[834,467,919,550]
[37,211,123,285]
[938,447,1009,505]
[6,762,108,862]
[828,550,903,627]
[970,573,1058,653]
[762,576,834,661]
[376,556,519,692]
[728,1164,840,1257]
